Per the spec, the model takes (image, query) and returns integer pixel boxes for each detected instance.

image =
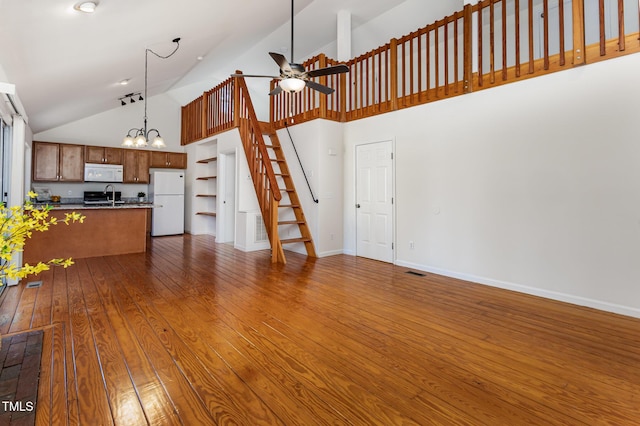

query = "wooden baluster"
[559,0,566,66]
[478,1,484,87]
[502,0,507,80]
[340,65,347,122]
[409,34,415,100]
[417,30,423,101]
[463,4,473,93]
[234,75,241,127]
[543,0,550,70]
[454,14,459,92]
[359,56,364,115]
[528,0,534,73]
[367,52,372,111]
[401,39,407,105]
[427,27,432,96]
[435,23,440,95]
[390,38,398,110]
[490,0,496,83]
[599,0,606,55]
[444,20,450,96]
[202,91,209,139]
[618,0,625,51]
[515,0,521,77]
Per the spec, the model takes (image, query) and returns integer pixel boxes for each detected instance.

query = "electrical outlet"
[409,241,415,250]
[67,190,73,195]
[330,233,335,240]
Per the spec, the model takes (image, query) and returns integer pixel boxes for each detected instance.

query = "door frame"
[354,139,396,264]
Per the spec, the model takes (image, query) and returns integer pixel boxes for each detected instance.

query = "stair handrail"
[234,72,281,203]
[284,121,318,204]
[234,72,285,263]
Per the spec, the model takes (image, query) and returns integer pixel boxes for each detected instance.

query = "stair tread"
[281,237,312,244]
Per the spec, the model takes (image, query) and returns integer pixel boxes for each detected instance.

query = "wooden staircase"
[260,122,317,257]
[234,73,316,264]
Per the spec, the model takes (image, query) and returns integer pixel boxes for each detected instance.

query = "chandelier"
[122,38,181,149]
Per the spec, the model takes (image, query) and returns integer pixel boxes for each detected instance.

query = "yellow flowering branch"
[0,191,85,281]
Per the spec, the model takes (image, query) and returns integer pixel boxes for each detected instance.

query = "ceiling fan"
[232,0,349,96]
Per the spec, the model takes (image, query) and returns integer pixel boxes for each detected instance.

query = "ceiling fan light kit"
[279,78,306,93]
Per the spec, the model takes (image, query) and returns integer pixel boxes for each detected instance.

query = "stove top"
[83,190,122,205]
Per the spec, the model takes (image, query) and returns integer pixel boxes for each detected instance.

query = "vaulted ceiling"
[0,0,416,133]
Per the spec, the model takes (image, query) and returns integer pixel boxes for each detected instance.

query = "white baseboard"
[317,249,344,258]
[395,260,640,319]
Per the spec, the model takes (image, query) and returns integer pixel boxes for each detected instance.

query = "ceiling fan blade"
[269,52,292,73]
[305,80,335,95]
[231,73,280,79]
[269,85,283,96]
[305,64,350,78]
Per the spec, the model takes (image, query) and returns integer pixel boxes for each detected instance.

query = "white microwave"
[84,163,124,182]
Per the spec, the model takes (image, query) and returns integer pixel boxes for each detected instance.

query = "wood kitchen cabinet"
[32,141,84,182]
[150,151,187,169]
[123,150,150,183]
[85,146,123,164]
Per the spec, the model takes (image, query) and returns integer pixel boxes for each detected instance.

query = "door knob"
[356,204,360,208]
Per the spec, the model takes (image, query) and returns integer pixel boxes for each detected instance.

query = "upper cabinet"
[150,151,187,169]
[85,146,123,164]
[31,141,182,184]
[33,141,84,182]
[123,150,150,183]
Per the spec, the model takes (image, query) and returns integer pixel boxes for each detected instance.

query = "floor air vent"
[255,214,268,243]
[26,281,43,288]
[405,271,426,277]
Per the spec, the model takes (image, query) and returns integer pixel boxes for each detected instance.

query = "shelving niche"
[194,143,218,231]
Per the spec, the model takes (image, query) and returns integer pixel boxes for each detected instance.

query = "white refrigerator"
[149,170,185,236]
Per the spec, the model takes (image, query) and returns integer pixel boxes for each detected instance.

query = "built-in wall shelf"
[196,157,218,164]
[194,145,217,230]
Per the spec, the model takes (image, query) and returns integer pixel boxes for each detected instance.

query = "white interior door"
[219,151,236,243]
[356,141,394,263]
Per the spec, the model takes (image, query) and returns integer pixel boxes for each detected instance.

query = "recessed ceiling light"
[119,79,130,86]
[74,1,98,13]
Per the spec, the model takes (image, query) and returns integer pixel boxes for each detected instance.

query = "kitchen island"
[23,203,153,264]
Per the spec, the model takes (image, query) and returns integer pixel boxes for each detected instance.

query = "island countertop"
[31,202,155,210]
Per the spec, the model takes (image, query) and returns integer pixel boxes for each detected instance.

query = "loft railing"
[181,0,640,144]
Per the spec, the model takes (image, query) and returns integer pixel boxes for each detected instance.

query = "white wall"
[276,119,344,257]
[33,93,183,151]
[316,0,462,59]
[344,52,640,318]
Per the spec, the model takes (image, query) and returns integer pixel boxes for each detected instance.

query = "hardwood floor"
[1,234,639,425]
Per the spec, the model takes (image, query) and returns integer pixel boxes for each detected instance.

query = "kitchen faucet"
[104,184,116,207]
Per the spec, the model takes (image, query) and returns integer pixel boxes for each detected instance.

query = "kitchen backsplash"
[33,182,149,200]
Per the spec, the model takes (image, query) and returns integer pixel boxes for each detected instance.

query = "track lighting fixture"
[118,92,142,106]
